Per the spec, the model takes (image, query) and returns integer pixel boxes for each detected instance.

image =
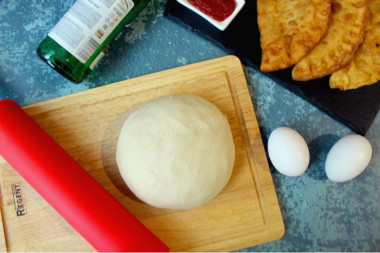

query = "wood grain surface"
[0,55,284,252]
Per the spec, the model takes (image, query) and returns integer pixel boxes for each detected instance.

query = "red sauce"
[187,0,236,22]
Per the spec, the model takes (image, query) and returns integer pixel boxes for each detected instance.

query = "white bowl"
[177,0,245,31]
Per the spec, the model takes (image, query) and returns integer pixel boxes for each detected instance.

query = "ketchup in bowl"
[187,0,236,22]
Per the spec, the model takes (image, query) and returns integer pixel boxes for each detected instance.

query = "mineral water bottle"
[37,0,150,83]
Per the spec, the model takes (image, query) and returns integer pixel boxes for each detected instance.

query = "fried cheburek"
[257,0,331,72]
[292,0,368,81]
[329,0,380,90]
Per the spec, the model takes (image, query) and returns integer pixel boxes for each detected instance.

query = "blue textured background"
[0,0,379,251]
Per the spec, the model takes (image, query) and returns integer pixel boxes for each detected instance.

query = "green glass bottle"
[37,0,150,83]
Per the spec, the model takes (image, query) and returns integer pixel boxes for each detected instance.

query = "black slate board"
[163,0,380,134]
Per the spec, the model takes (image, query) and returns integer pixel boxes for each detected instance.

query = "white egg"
[325,134,372,182]
[268,127,310,177]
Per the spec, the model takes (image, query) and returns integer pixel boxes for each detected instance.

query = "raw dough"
[116,94,235,209]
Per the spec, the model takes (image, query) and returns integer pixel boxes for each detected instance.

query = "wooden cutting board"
[0,56,284,252]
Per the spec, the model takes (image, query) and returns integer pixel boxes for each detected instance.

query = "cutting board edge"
[23,56,243,114]
[231,59,285,244]
[0,196,7,252]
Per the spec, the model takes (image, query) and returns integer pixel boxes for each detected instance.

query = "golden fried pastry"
[257,0,331,72]
[330,0,380,90]
[292,0,368,81]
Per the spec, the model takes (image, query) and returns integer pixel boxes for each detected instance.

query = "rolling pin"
[0,99,169,252]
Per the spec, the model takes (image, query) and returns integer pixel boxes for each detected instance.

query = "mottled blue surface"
[0,0,379,251]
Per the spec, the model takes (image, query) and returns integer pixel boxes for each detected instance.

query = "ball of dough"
[116,94,235,210]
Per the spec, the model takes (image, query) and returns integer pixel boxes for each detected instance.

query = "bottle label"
[48,0,134,64]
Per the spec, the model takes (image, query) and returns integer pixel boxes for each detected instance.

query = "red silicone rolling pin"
[0,99,169,252]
